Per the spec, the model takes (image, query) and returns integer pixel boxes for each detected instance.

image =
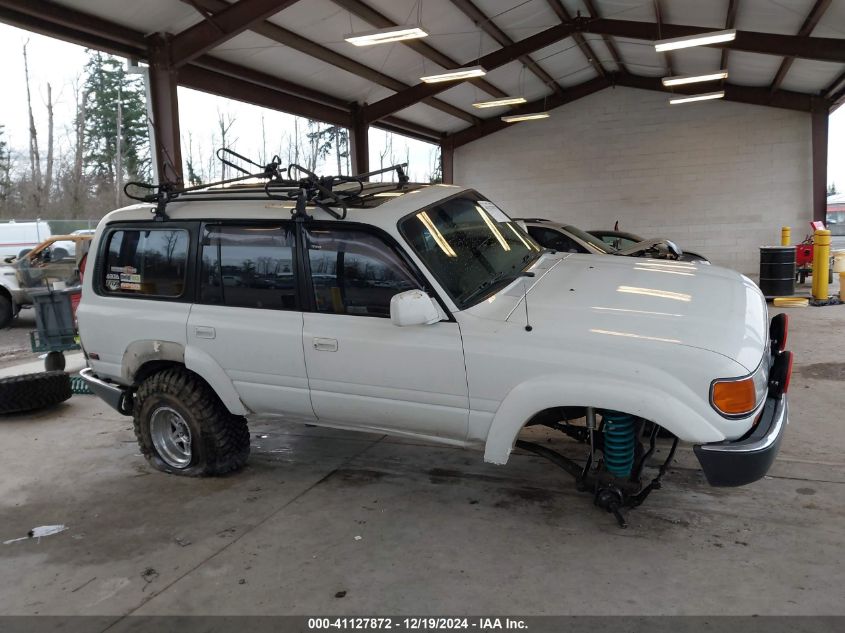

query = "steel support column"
[350,114,369,177]
[148,36,183,185]
[812,109,828,223]
[440,139,454,185]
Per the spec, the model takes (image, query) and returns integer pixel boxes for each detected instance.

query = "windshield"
[399,192,543,308]
[562,225,617,254]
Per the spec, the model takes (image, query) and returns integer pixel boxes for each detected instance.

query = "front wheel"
[133,367,250,476]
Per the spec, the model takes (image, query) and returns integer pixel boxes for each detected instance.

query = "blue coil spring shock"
[602,411,637,478]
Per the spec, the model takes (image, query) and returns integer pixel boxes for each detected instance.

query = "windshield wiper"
[461,271,517,306]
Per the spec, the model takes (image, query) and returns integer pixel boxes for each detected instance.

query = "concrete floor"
[1,306,844,617]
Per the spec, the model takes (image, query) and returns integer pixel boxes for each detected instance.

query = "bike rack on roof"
[123,147,410,222]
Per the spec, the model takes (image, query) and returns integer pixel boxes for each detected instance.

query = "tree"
[0,125,10,208]
[23,41,43,212]
[83,52,150,191]
[305,123,350,175]
[829,182,838,196]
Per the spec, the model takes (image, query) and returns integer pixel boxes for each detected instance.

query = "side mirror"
[664,240,683,259]
[390,289,440,327]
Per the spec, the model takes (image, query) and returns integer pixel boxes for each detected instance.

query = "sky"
[1,22,844,192]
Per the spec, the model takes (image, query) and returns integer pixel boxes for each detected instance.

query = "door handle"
[194,326,216,339]
[312,337,338,352]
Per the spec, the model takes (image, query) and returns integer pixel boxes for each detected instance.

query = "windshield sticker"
[478,201,511,224]
[120,273,141,283]
[111,266,137,274]
[106,278,120,291]
[120,282,141,291]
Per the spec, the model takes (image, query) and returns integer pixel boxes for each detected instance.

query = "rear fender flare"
[184,345,250,416]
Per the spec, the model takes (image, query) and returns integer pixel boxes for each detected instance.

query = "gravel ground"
[0,309,38,369]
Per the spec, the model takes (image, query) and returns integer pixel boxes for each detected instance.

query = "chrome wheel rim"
[149,406,192,469]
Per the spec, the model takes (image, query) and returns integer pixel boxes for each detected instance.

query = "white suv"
[78,178,791,526]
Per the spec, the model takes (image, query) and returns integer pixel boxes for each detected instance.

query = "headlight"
[710,359,769,418]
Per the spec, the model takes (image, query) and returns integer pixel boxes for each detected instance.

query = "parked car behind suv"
[78,181,791,524]
[0,234,92,328]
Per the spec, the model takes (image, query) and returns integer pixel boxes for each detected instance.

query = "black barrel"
[759,246,795,298]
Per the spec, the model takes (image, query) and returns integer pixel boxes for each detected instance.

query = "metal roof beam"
[653,0,675,76]
[720,0,740,70]
[330,0,507,99]
[362,21,578,123]
[0,0,145,57]
[545,0,606,78]
[583,18,845,63]
[582,0,627,73]
[452,0,565,95]
[182,0,478,125]
[170,0,301,67]
[770,0,831,92]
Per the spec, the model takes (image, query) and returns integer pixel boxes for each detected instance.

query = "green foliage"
[307,123,349,173]
[83,52,150,184]
[0,125,9,203]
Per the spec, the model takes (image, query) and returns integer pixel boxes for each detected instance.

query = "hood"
[467,254,767,372]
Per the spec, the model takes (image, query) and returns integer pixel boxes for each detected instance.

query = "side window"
[527,226,583,253]
[305,227,420,318]
[102,228,189,297]
[200,224,297,310]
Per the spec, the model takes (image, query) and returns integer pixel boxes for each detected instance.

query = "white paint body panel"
[78,184,768,466]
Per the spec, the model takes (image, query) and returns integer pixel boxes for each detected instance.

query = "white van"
[0,220,52,260]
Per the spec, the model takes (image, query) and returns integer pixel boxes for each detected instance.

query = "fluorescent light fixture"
[345,26,428,46]
[655,29,736,52]
[501,112,549,123]
[668,90,725,105]
[662,70,728,87]
[420,66,486,83]
[472,96,527,109]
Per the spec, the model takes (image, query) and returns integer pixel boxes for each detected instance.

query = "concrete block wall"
[454,86,812,274]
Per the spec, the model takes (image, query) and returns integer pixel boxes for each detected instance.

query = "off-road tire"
[0,371,72,414]
[0,295,12,329]
[133,367,250,476]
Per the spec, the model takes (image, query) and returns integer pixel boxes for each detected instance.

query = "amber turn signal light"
[711,378,757,416]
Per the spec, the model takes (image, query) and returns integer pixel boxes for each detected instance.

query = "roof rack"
[123,147,410,222]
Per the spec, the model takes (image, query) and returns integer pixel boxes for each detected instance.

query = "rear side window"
[200,224,298,310]
[527,226,584,253]
[102,229,189,297]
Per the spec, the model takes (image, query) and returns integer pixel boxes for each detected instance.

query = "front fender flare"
[483,374,724,465]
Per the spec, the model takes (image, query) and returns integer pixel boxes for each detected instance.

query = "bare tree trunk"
[115,86,123,208]
[217,110,235,180]
[293,119,300,166]
[45,83,54,205]
[335,127,342,175]
[72,82,87,215]
[23,41,43,213]
[260,115,267,165]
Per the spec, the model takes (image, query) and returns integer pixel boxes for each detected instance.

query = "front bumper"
[80,367,133,415]
[694,394,787,487]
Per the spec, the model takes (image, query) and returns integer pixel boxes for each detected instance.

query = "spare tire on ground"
[0,371,73,414]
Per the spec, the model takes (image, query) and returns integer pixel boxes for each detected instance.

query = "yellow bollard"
[812,229,831,301]
[781,226,791,246]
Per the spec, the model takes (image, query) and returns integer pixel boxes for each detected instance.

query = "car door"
[301,224,468,441]
[187,222,315,420]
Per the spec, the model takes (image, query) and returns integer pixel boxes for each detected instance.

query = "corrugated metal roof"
[11,0,845,137]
